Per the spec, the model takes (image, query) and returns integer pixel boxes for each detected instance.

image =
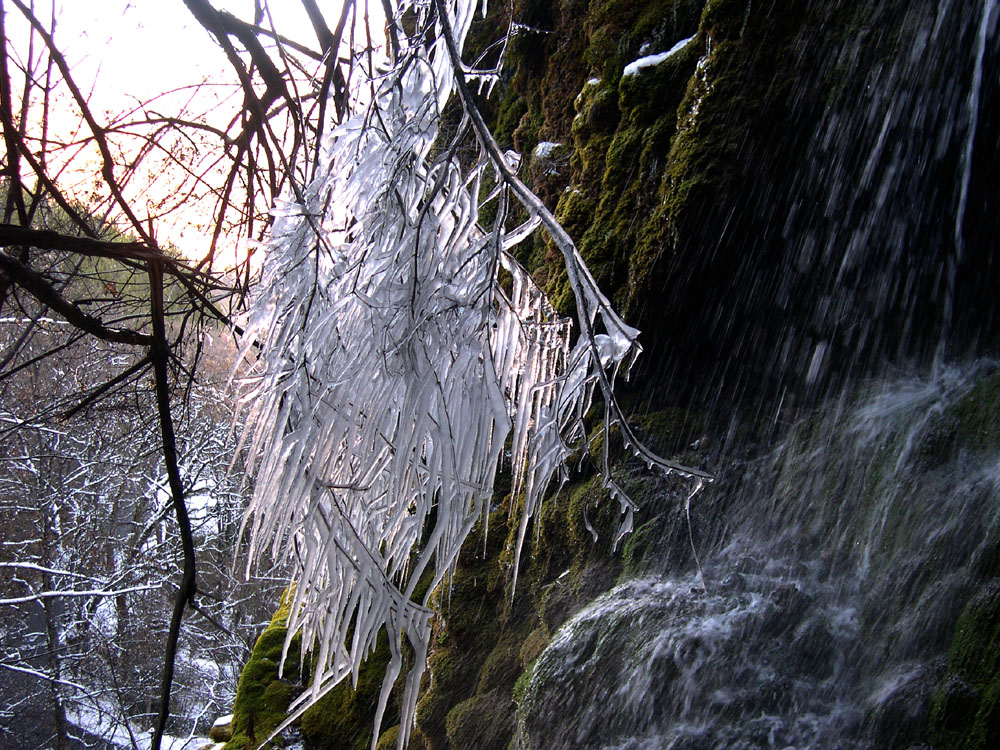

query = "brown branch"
[308,0,353,154]
[0,7,29,227]
[0,224,239,330]
[0,249,154,345]
[237,19,323,60]
[182,0,293,134]
[1,124,102,240]
[0,223,161,263]
[380,0,401,63]
[9,0,156,247]
[147,259,197,750]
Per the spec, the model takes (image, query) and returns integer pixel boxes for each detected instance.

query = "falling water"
[939,0,999,371]
[515,363,1000,749]
[513,0,999,746]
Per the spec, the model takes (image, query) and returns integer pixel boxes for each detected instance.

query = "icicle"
[235,1,713,746]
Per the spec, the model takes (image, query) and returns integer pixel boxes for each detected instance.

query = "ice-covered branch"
[236,1,710,747]
[0,584,159,606]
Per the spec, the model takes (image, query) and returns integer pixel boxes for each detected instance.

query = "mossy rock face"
[374,725,428,750]
[476,630,530,695]
[583,0,703,81]
[415,511,513,750]
[375,725,400,750]
[519,627,550,669]
[928,580,1000,749]
[444,690,514,750]
[298,630,398,750]
[224,591,303,750]
[528,141,572,207]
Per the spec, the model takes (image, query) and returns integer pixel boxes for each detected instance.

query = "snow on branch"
[234,1,710,747]
[0,584,159,606]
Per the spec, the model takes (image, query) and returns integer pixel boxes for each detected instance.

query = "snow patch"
[623,35,696,77]
[212,714,234,728]
[66,702,203,750]
[532,141,561,159]
[0,317,71,325]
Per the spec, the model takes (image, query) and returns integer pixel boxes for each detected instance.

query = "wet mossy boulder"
[863,660,943,749]
[904,367,1000,479]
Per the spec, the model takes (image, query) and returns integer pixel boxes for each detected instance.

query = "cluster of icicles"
[234,1,708,747]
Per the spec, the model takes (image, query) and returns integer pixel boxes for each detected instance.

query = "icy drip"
[515,363,1000,749]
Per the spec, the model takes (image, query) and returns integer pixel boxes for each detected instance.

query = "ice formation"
[234,1,708,747]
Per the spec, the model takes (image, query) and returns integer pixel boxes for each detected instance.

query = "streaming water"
[516,363,1000,749]
[512,0,999,747]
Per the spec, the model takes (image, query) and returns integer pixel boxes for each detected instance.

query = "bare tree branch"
[147,259,197,750]
[0,249,154,345]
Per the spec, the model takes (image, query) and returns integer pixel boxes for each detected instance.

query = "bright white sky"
[47,0,317,106]
[5,0,348,262]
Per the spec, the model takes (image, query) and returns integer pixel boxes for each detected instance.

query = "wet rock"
[208,713,233,743]
[865,662,942,749]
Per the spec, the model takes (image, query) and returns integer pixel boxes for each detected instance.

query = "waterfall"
[513,0,1000,745]
[516,362,1000,749]
[939,0,999,371]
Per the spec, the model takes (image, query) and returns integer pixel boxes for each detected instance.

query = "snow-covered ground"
[67,702,214,750]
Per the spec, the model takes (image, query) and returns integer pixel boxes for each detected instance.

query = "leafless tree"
[0,315,285,747]
[0,0,364,746]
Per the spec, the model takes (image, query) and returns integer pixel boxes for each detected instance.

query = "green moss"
[494,2,707,313]
[564,24,700,316]
[910,369,1000,469]
[415,512,512,749]
[518,627,550,668]
[619,514,661,578]
[298,629,397,750]
[513,93,545,162]
[511,660,537,706]
[928,581,1000,748]
[569,79,619,189]
[541,188,598,314]
[417,645,475,748]
[209,719,233,744]
[584,0,704,81]
[224,590,303,750]
[476,630,529,694]
[374,725,428,750]
[622,0,818,334]
[495,90,529,150]
[374,725,400,750]
[444,691,514,750]
[946,371,1000,453]
[701,0,751,38]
